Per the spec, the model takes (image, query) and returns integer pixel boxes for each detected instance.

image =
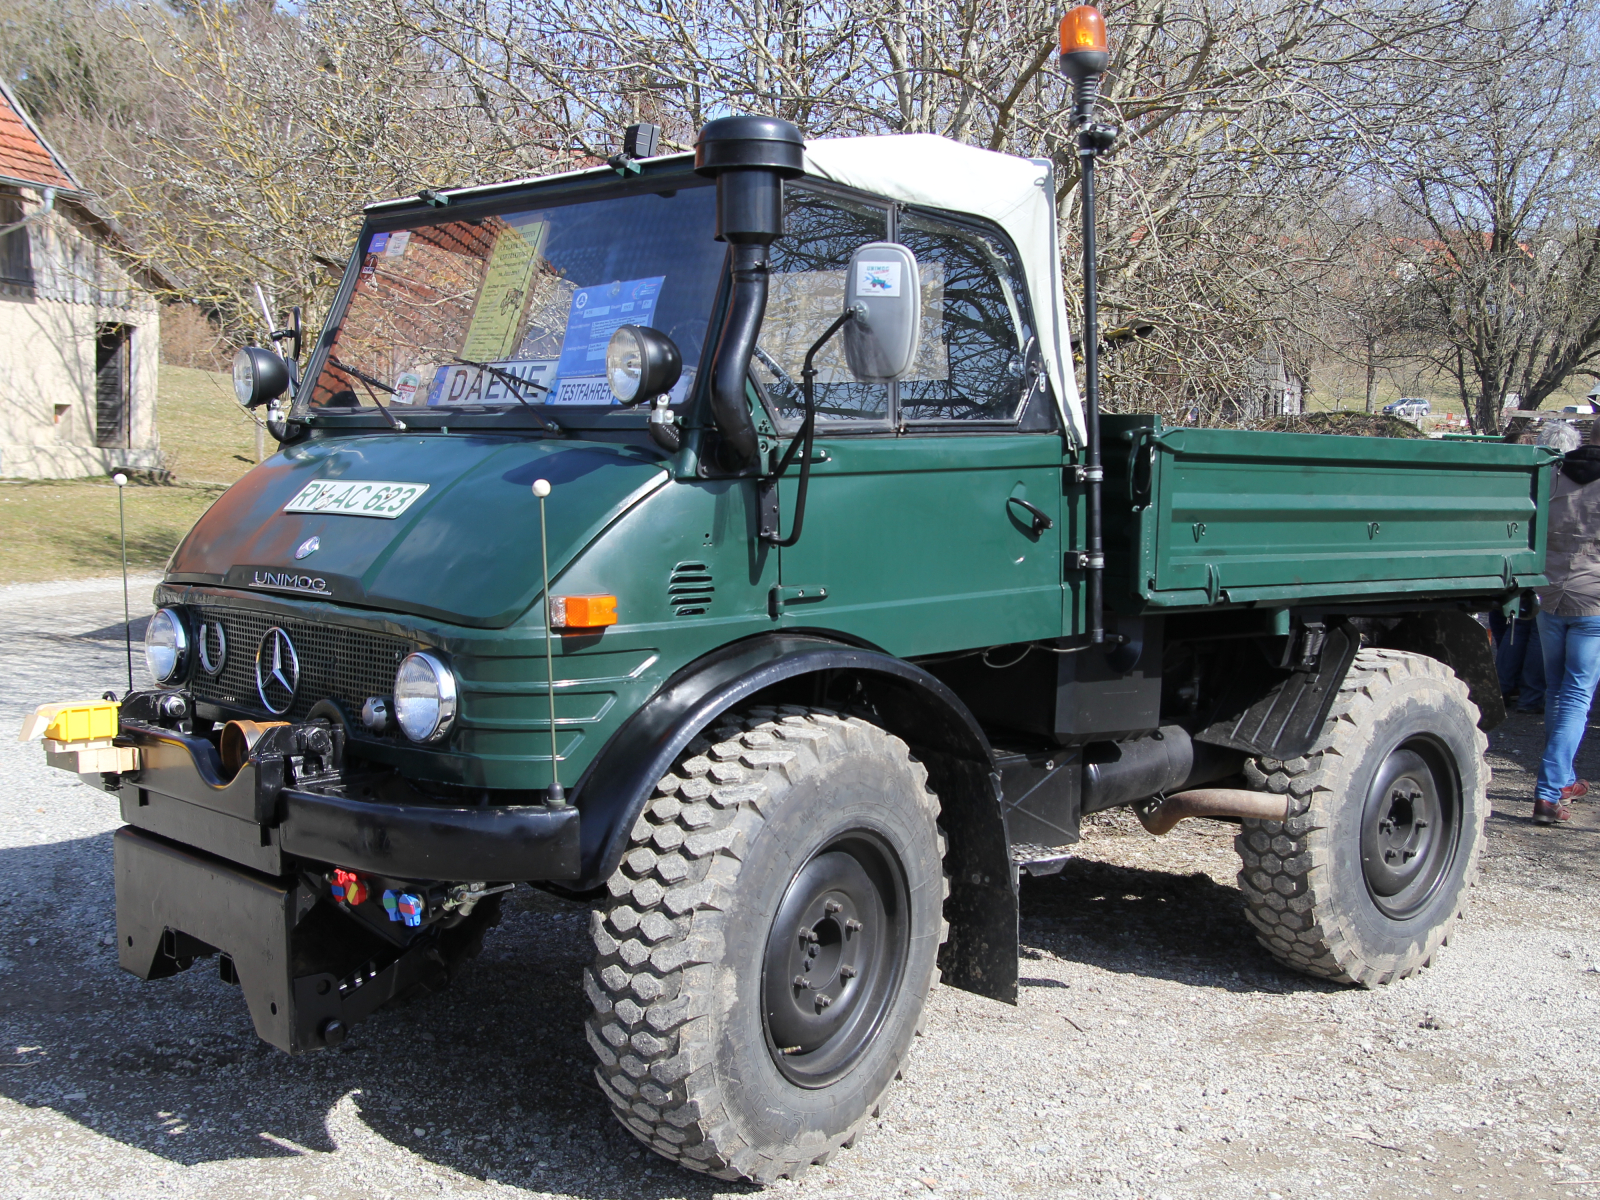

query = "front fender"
[567,632,1020,1003]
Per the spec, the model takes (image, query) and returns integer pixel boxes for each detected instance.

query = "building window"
[0,189,35,300]
[96,323,132,448]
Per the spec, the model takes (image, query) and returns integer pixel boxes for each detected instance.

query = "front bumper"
[97,719,581,1053]
[113,719,581,881]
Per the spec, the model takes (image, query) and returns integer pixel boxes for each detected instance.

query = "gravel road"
[0,578,1596,1200]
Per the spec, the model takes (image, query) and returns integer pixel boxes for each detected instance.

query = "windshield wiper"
[328,356,407,431]
[451,356,562,435]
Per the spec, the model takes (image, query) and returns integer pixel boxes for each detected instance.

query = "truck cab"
[30,116,1551,1184]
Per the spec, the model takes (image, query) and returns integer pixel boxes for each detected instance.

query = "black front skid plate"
[115,826,444,1053]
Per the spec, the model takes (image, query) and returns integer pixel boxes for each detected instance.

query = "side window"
[897,210,1031,423]
[754,189,891,428]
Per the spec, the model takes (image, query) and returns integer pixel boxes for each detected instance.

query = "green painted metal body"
[161,410,1552,798]
[154,164,1556,804]
[1100,415,1553,615]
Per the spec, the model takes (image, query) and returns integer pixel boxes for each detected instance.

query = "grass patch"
[158,366,265,484]
[0,479,227,583]
[0,366,260,584]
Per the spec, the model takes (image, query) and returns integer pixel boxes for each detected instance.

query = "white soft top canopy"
[804,134,1083,442]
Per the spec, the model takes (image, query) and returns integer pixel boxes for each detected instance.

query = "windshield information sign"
[552,276,664,404]
[283,479,431,519]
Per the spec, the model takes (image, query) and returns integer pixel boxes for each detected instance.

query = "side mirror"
[606,325,683,406]
[232,346,290,408]
[842,242,921,382]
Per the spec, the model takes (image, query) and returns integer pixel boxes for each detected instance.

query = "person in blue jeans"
[1498,615,1546,711]
[1533,421,1600,824]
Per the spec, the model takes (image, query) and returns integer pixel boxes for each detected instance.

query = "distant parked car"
[1384,397,1431,418]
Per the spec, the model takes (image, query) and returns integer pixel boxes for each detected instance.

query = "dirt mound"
[1252,411,1428,438]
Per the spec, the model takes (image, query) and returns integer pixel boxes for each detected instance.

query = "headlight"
[606,326,645,403]
[393,651,457,743]
[144,607,189,684]
[232,346,290,408]
[605,325,682,406]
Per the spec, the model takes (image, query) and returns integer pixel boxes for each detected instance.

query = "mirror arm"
[763,306,860,548]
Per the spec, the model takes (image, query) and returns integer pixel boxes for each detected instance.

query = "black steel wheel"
[1236,649,1488,986]
[585,707,947,1183]
[763,830,909,1087]
[1359,740,1461,921]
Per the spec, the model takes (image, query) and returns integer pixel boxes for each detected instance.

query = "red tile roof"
[0,77,80,193]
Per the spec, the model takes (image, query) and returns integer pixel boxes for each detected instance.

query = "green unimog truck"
[30,114,1549,1183]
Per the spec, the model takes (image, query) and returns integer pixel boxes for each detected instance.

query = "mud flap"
[115,827,447,1053]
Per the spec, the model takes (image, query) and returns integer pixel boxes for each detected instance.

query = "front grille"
[187,605,413,721]
[668,561,714,617]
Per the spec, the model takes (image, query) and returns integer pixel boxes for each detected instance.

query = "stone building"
[0,76,163,479]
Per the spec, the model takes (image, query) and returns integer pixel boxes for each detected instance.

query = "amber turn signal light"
[1058,4,1107,54]
[550,594,618,629]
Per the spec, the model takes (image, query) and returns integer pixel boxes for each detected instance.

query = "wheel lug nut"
[1415,820,1428,830]
[840,964,857,979]
[1384,849,1397,862]
[815,994,832,1009]
[824,900,842,914]
[793,976,812,989]
[845,918,862,932]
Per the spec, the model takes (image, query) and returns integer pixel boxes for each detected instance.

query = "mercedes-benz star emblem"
[255,627,300,715]
[294,535,320,560]
[197,620,227,676]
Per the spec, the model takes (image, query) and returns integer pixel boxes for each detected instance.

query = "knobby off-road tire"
[585,705,948,1183]
[1235,649,1488,986]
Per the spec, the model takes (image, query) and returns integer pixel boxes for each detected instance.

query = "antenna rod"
[113,472,133,692]
[533,479,565,806]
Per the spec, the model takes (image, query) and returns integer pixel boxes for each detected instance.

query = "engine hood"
[167,434,669,627]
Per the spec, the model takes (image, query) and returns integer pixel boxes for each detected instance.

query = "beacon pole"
[1058,5,1114,645]
[114,471,133,692]
[533,478,565,806]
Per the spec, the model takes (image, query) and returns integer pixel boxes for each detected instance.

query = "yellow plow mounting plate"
[18,701,139,774]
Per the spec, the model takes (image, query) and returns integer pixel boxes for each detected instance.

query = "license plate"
[283,479,430,520]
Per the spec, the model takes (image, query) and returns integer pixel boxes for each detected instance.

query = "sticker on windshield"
[427,359,557,406]
[393,372,422,404]
[555,277,664,380]
[283,480,430,520]
[552,376,612,405]
[855,260,902,297]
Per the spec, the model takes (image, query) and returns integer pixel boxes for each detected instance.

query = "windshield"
[304,184,721,416]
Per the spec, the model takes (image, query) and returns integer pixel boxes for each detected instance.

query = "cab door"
[755,195,1063,658]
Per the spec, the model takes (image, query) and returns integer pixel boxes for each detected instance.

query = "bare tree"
[1378,1,1600,430]
[18,0,1592,430]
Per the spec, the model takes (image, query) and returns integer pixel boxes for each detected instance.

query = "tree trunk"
[1364,332,1377,413]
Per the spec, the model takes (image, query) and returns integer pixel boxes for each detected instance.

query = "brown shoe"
[1561,779,1589,802]
[1534,799,1573,825]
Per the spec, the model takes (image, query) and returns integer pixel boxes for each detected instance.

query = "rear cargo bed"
[1102,419,1553,612]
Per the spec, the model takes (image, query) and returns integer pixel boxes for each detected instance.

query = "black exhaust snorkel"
[694,116,805,471]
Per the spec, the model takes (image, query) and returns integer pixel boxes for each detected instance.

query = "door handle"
[1007,495,1054,534]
